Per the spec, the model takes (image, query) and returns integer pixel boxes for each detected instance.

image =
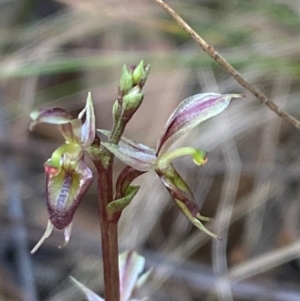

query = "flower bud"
[112,100,121,123]
[119,64,133,94]
[122,89,144,111]
[139,63,151,88]
[132,61,150,88]
[132,60,144,84]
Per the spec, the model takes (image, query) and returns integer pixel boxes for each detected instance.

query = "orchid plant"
[29,61,241,301]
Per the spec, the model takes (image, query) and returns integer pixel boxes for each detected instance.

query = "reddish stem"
[95,117,127,301]
[96,163,120,301]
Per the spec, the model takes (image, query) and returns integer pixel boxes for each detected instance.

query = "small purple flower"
[101,93,241,239]
[30,93,95,253]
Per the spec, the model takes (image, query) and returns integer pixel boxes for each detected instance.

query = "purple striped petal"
[156,93,242,155]
[102,142,157,172]
[98,129,155,155]
[29,107,72,131]
[46,159,93,229]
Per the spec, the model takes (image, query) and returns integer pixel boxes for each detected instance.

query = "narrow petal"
[159,171,199,217]
[175,199,220,240]
[157,93,242,155]
[79,92,96,147]
[29,106,83,144]
[157,164,194,199]
[59,222,73,249]
[102,142,157,172]
[157,164,219,239]
[71,277,104,301]
[29,107,72,131]
[46,159,93,230]
[30,220,54,254]
[119,251,146,301]
[98,129,155,155]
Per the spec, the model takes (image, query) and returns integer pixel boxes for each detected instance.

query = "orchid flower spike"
[29,93,95,254]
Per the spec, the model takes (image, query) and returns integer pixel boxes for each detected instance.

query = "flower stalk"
[92,62,150,301]
[94,119,127,301]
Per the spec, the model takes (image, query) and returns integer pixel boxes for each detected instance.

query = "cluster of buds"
[114,61,150,124]
[29,60,242,254]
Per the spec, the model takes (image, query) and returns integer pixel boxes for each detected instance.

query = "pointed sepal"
[29,107,72,131]
[98,129,155,155]
[157,164,219,240]
[79,92,96,147]
[174,198,220,240]
[101,142,157,172]
[30,220,54,254]
[157,93,242,155]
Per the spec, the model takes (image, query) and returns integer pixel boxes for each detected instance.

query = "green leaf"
[107,186,140,216]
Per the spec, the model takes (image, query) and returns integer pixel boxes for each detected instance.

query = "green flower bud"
[112,100,120,123]
[139,63,151,88]
[123,92,144,111]
[119,64,133,94]
[132,60,144,84]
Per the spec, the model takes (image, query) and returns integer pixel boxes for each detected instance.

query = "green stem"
[95,117,127,301]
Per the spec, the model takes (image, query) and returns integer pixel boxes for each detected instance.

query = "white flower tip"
[229,93,244,100]
[31,221,54,254]
[78,92,93,120]
[58,223,73,249]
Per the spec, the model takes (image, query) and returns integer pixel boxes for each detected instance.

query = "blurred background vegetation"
[1,0,300,300]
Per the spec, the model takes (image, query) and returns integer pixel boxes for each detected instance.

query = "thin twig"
[151,0,300,130]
